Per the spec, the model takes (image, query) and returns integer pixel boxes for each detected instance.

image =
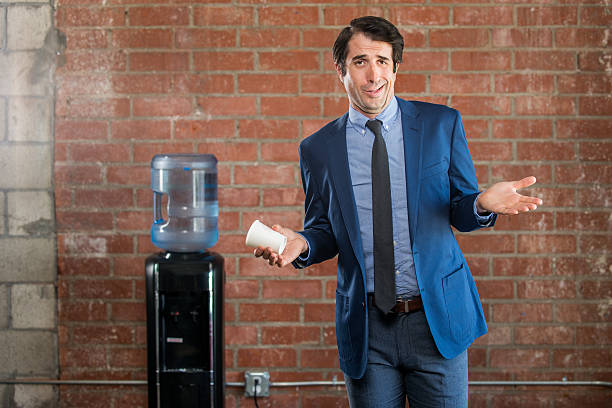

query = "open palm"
[477,176,543,215]
[253,225,309,267]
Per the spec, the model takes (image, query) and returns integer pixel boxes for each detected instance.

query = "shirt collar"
[347,96,399,134]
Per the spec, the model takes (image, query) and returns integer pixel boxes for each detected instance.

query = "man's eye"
[379,60,388,65]
[355,60,365,66]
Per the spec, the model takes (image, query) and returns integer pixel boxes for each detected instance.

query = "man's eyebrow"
[350,54,391,62]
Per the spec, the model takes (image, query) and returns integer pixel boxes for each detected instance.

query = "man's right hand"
[253,224,308,267]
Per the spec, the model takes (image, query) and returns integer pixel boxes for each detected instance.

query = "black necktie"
[366,119,395,313]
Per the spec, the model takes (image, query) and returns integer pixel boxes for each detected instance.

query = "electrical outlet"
[244,371,270,397]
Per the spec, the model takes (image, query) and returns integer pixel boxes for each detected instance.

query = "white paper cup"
[245,220,287,254]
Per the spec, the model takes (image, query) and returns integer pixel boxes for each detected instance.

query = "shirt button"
[393,240,397,247]
[396,270,400,275]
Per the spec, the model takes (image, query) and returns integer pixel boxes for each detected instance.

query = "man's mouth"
[364,84,385,97]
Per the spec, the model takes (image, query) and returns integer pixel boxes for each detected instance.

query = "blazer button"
[362,301,365,310]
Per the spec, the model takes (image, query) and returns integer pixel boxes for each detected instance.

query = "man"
[254,16,542,407]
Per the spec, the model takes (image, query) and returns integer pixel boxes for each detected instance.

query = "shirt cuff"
[474,193,495,226]
[292,232,311,268]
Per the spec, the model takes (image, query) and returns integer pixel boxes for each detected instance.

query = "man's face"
[336,32,397,119]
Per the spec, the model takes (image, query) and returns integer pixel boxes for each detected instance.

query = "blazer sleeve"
[448,110,497,232]
[292,142,339,268]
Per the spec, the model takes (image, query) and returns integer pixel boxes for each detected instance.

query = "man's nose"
[366,63,380,82]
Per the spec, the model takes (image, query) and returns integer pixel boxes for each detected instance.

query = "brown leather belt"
[367,294,423,314]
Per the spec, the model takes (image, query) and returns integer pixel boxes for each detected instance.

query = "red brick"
[57,7,125,27]
[492,303,553,323]
[557,211,610,232]
[261,326,319,345]
[430,74,489,94]
[470,142,513,161]
[515,51,575,70]
[492,119,553,139]
[219,187,260,207]
[237,348,296,368]
[301,348,339,368]
[239,303,300,322]
[303,119,332,138]
[558,74,612,95]
[517,279,577,299]
[225,279,259,299]
[198,142,257,162]
[56,97,130,119]
[578,51,612,72]
[517,6,578,26]
[578,186,611,207]
[451,96,511,116]
[70,142,130,163]
[456,234,514,254]
[225,326,258,345]
[112,29,173,48]
[259,51,319,71]
[261,97,320,117]
[555,164,611,184]
[492,28,553,48]
[581,6,612,26]
[430,29,489,48]
[57,211,114,231]
[72,326,134,344]
[515,326,574,345]
[305,261,337,278]
[259,6,318,25]
[323,96,349,117]
[65,29,108,49]
[107,165,149,185]
[454,7,513,25]
[463,120,489,139]
[110,348,146,367]
[175,119,234,140]
[194,52,254,71]
[465,256,488,276]
[129,52,189,72]
[401,52,448,71]
[263,280,321,299]
[116,211,149,231]
[516,96,576,116]
[576,326,612,345]
[322,6,383,26]
[260,142,299,162]
[128,6,189,26]
[557,28,609,47]
[580,96,612,116]
[468,348,486,368]
[59,233,134,255]
[56,120,108,141]
[302,394,349,408]
[63,50,127,73]
[553,349,610,368]
[197,96,257,116]
[263,188,304,207]
[113,256,145,277]
[238,74,298,94]
[60,347,106,368]
[239,119,299,140]
[517,142,576,161]
[302,73,344,94]
[493,257,552,276]
[495,211,553,232]
[133,142,192,163]
[133,97,192,117]
[495,74,554,93]
[193,6,253,26]
[303,28,339,48]
[175,28,236,48]
[112,74,172,94]
[555,303,611,323]
[240,28,300,48]
[580,280,612,299]
[59,301,107,322]
[518,235,577,254]
[304,303,335,322]
[490,349,549,368]
[389,6,450,25]
[556,256,610,277]
[57,74,112,96]
[111,120,170,140]
[475,279,514,299]
[72,279,133,299]
[58,256,111,277]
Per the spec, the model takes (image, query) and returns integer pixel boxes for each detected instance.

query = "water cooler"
[145,154,224,408]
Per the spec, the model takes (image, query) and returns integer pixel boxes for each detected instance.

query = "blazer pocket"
[442,264,474,342]
[421,160,447,179]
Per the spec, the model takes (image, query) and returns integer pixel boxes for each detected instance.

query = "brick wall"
[54,1,610,407]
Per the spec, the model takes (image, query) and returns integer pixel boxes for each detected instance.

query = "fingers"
[253,246,283,266]
[513,176,536,190]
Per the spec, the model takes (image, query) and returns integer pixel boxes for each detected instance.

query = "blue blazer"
[296,98,496,379]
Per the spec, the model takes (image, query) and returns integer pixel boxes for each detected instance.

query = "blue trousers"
[345,305,468,408]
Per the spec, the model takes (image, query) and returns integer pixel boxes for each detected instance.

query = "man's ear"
[335,63,344,83]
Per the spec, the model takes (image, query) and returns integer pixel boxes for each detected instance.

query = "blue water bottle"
[150,154,218,252]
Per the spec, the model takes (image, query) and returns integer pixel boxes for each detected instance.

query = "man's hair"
[333,16,404,77]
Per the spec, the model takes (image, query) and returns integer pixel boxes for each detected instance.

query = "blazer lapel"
[399,100,423,246]
[324,115,366,274]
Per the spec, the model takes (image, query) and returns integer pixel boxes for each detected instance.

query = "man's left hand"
[476,176,543,215]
